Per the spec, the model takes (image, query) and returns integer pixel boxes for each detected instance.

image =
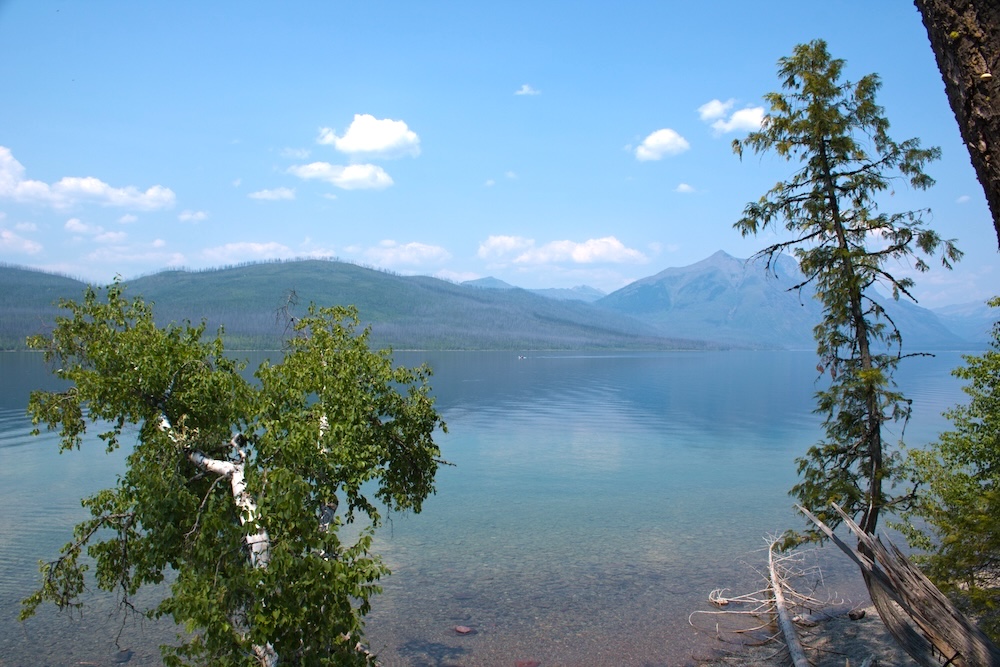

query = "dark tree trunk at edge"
[914,0,1000,247]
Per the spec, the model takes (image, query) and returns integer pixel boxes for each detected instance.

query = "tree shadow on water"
[396,638,471,667]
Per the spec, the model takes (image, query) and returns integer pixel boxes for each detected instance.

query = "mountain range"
[0,251,992,351]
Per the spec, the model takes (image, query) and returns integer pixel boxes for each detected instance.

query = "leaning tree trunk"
[914,0,1000,246]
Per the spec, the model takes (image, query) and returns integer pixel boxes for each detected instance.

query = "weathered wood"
[769,540,810,667]
[799,503,1000,667]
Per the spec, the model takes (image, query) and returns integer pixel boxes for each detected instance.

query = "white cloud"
[248,187,296,201]
[505,171,518,180]
[709,106,765,134]
[957,195,971,204]
[202,241,294,264]
[85,244,185,267]
[698,98,734,121]
[232,178,242,188]
[0,227,42,254]
[484,179,496,187]
[635,129,690,161]
[317,114,420,158]
[95,230,127,243]
[179,209,209,221]
[63,217,126,244]
[675,183,695,194]
[288,162,393,190]
[478,235,535,259]
[281,147,310,159]
[0,146,175,210]
[119,214,138,224]
[515,84,540,96]
[15,221,37,232]
[480,235,647,265]
[363,240,451,266]
[65,218,90,233]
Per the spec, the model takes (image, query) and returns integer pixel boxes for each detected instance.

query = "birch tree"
[734,39,961,542]
[20,282,445,666]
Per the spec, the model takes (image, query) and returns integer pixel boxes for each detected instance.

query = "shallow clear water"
[0,349,973,666]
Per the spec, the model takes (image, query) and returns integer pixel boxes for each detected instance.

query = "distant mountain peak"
[462,277,516,289]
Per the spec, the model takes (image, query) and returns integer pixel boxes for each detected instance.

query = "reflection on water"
[0,350,972,665]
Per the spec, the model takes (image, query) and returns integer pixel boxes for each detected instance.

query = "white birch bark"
[159,417,278,666]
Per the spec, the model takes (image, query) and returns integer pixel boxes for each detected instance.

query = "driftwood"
[690,540,850,665]
[799,503,1000,667]
[769,540,811,667]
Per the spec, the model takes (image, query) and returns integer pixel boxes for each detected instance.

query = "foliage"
[733,39,960,542]
[20,282,446,666]
[900,298,1000,641]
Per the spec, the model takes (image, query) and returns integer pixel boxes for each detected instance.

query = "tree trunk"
[914,0,1000,246]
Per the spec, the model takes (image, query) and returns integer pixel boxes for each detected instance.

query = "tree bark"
[914,0,1000,246]
[159,418,278,667]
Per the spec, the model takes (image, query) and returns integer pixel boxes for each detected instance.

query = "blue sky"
[0,1,996,308]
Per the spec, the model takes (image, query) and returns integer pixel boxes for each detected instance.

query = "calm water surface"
[0,349,973,666]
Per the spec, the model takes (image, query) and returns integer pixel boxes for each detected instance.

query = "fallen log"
[769,539,810,667]
[799,503,1000,667]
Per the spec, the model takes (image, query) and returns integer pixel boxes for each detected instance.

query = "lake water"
[0,349,974,666]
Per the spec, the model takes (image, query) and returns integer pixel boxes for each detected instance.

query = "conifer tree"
[734,39,961,541]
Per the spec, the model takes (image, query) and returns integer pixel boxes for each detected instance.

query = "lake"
[0,349,974,666]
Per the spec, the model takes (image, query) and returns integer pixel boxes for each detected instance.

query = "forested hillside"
[0,261,703,351]
[1,255,975,351]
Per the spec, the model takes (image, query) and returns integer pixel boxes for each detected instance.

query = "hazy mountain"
[598,250,965,350]
[932,301,996,345]
[462,277,515,290]
[1,254,971,351]
[0,265,87,349]
[530,285,606,302]
[1,261,701,351]
[463,277,606,303]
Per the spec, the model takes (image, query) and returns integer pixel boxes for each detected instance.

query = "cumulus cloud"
[478,235,535,259]
[364,240,451,266]
[1,227,42,254]
[699,101,765,135]
[515,84,540,96]
[0,146,175,210]
[317,114,420,158]
[65,218,91,234]
[85,243,185,267]
[179,209,209,221]
[95,230,127,243]
[119,214,138,224]
[288,162,393,190]
[635,129,690,161]
[64,217,127,244]
[248,187,295,201]
[675,183,695,194]
[697,98,734,121]
[479,235,647,265]
[202,241,294,264]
